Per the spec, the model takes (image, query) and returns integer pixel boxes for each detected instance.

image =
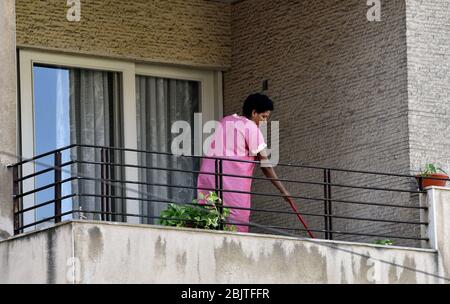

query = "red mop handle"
[285,196,315,238]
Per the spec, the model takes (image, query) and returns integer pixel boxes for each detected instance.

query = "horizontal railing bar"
[10,144,448,183]
[278,163,436,180]
[7,144,76,168]
[71,210,428,241]
[68,144,443,180]
[13,176,77,199]
[243,223,429,241]
[328,197,426,210]
[74,160,423,193]
[77,177,427,210]
[16,206,428,242]
[76,210,208,222]
[77,193,427,226]
[71,144,261,165]
[73,211,319,234]
[15,160,75,183]
[78,194,329,220]
[17,211,74,231]
[321,214,427,225]
[16,193,77,215]
[74,160,329,188]
[323,182,423,194]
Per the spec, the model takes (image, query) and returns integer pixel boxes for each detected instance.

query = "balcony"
[8,144,445,247]
[2,144,450,283]
[0,220,443,284]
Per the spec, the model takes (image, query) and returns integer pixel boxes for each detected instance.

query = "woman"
[197,93,291,232]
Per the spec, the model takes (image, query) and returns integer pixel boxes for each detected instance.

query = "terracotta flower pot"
[416,173,449,189]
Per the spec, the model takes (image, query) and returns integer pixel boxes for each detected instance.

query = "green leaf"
[158,192,234,232]
[374,239,393,246]
[437,167,448,174]
[420,163,441,176]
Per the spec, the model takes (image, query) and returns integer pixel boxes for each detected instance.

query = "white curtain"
[136,76,199,224]
[70,69,124,221]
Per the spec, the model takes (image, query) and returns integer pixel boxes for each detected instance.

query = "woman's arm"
[257,150,291,202]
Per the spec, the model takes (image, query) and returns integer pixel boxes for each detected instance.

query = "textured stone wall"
[406,0,450,175]
[16,0,231,68]
[223,0,419,246]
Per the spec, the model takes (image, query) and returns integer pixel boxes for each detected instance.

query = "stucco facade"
[16,0,231,69]
[0,0,449,284]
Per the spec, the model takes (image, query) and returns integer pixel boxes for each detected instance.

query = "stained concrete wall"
[0,220,446,284]
[0,0,17,241]
[15,0,231,69]
[0,223,73,284]
[424,187,450,279]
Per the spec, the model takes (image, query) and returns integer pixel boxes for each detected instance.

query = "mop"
[285,196,315,238]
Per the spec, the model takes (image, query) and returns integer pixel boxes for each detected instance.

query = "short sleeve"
[246,122,267,156]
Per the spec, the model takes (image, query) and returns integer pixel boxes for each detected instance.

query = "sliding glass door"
[26,64,124,228]
[68,68,124,222]
[136,76,200,224]
[20,50,221,229]
[32,66,72,225]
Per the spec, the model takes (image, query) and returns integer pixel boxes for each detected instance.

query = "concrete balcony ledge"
[424,186,450,191]
[0,220,447,284]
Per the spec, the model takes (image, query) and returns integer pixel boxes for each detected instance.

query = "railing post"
[327,169,333,240]
[323,169,333,240]
[100,148,106,221]
[323,169,329,239]
[215,159,224,230]
[418,176,424,191]
[218,159,224,230]
[105,148,111,222]
[54,151,62,224]
[12,165,20,235]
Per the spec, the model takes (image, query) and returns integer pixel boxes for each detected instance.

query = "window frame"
[18,49,222,226]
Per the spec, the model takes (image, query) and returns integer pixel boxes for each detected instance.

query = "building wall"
[0,221,443,284]
[12,0,449,246]
[0,223,73,283]
[426,187,450,277]
[406,0,450,175]
[15,0,231,69]
[223,0,419,245]
[0,0,17,241]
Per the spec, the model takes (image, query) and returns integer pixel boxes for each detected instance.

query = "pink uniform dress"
[197,114,267,232]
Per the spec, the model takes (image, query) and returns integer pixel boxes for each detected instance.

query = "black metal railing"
[8,144,448,247]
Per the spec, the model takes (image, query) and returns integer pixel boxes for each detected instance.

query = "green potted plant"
[159,191,237,231]
[416,163,449,189]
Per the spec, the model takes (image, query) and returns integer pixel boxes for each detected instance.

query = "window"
[19,50,222,229]
[32,65,72,224]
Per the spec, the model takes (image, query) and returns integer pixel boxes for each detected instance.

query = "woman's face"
[251,110,271,126]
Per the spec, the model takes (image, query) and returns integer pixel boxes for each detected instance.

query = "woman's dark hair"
[242,93,274,118]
